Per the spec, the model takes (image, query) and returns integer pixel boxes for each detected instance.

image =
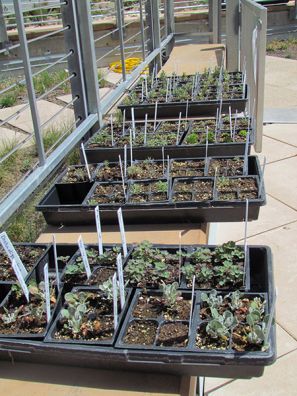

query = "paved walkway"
[206,55,297,395]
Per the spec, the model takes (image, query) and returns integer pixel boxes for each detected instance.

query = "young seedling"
[161,281,181,311]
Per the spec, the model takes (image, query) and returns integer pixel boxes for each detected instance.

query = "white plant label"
[118,155,126,197]
[131,108,136,139]
[95,206,103,255]
[0,231,28,279]
[52,234,61,292]
[43,263,51,323]
[116,253,125,309]
[78,236,91,279]
[117,208,128,257]
[243,199,249,284]
[112,273,118,330]
[80,143,91,181]
[12,259,29,302]
[178,232,182,284]
[188,275,196,337]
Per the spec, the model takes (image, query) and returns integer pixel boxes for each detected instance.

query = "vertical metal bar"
[139,0,146,60]
[254,13,267,152]
[211,0,219,43]
[60,0,88,124]
[13,0,46,166]
[147,0,161,71]
[116,0,126,81]
[226,0,240,71]
[164,0,174,59]
[0,0,9,49]
[75,0,102,125]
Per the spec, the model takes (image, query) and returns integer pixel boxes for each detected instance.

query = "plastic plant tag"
[243,199,249,285]
[178,232,182,284]
[95,206,103,255]
[80,143,91,181]
[131,108,136,139]
[118,155,126,197]
[162,147,165,174]
[112,273,118,330]
[188,275,196,337]
[110,114,114,146]
[11,259,29,302]
[204,126,209,176]
[212,167,218,199]
[124,144,127,177]
[129,129,133,165]
[185,99,189,122]
[243,130,250,176]
[117,208,128,257]
[43,263,51,323]
[258,156,266,198]
[153,101,158,131]
[52,234,61,292]
[176,112,181,145]
[122,109,126,136]
[116,253,125,309]
[0,231,28,279]
[264,290,276,347]
[144,114,148,146]
[78,236,91,279]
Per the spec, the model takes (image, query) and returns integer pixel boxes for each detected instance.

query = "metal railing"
[0,0,174,226]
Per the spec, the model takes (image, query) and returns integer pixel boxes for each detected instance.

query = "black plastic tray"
[83,119,251,163]
[0,246,275,378]
[36,156,265,226]
[118,89,248,120]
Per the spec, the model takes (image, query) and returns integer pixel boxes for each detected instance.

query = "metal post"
[146,0,161,72]
[60,0,88,125]
[0,0,9,49]
[13,0,46,166]
[211,0,222,44]
[75,1,102,125]
[139,0,146,60]
[115,0,126,81]
[226,0,240,71]
[164,0,175,58]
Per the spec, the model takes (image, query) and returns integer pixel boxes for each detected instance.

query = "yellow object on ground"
[109,57,148,74]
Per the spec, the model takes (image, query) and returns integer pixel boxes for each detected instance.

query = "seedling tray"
[36,156,265,226]
[83,121,189,163]
[0,243,49,286]
[0,246,275,378]
[118,90,248,120]
[45,286,133,347]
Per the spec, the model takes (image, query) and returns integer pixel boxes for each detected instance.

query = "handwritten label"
[117,254,125,309]
[78,236,91,279]
[95,206,103,255]
[52,235,61,292]
[12,259,29,302]
[43,263,51,322]
[188,275,196,338]
[80,143,91,181]
[117,208,128,257]
[112,273,118,330]
[0,231,27,278]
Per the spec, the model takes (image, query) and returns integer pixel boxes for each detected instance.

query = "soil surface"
[196,322,229,350]
[0,246,45,282]
[156,322,189,347]
[123,320,158,345]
